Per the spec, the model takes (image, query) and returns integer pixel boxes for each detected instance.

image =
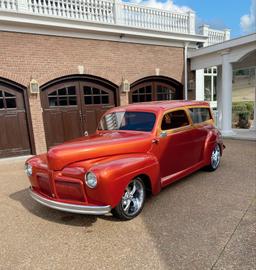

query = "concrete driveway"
[0,139,255,270]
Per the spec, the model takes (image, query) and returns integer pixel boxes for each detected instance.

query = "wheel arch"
[135,174,153,196]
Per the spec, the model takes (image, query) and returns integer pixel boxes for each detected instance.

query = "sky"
[124,0,256,37]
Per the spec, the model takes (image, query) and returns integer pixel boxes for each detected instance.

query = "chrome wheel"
[211,144,220,169]
[121,178,145,217]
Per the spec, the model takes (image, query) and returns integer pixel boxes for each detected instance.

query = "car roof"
[109,100,210,113]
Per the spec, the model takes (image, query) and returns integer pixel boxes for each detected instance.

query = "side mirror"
[160,131,167,138]
[84,131,89,136]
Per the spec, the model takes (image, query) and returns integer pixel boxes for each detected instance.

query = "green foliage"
[232,101,254,119]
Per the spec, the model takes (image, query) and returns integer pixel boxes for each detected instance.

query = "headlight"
[85,172,97,188]
[25,163,33,177]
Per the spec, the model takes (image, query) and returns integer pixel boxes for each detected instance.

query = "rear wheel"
[207,144,221,171]
[112,177,146,220]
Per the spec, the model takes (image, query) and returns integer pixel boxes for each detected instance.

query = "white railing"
[0,0,17,11]
[199,24,230,46]
[208,29,228,45]
[0,0,196,34]
[27,0,115,23]
[121,2,192,33]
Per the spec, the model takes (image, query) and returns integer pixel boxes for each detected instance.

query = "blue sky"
[175,0,254,37]
[126,0,256,37]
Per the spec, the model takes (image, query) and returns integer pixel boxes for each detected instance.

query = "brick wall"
[0,31,185,154]
[0,31,184,86]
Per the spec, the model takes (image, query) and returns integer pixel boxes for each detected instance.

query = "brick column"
[120,92,129,106]
[119,80,130,106]
[28,93,47,154]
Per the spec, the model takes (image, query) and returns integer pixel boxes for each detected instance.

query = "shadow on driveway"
[9,188,99,227]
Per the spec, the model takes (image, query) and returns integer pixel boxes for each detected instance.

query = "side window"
[161,110,190,130]
[189,108,212,124]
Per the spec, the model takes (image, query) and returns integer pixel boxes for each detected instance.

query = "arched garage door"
[0,80,32,158]
[41,76,117,148]
[130,76,183,103]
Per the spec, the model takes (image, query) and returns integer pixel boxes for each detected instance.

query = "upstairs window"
[161,110,190,130]
[189,107,212,124]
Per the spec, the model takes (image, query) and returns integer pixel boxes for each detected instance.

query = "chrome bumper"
[29,188,111,215]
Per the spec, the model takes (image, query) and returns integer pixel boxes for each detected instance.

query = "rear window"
[189,107,212,124]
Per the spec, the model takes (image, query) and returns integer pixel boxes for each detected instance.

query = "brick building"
[0,0,228,158]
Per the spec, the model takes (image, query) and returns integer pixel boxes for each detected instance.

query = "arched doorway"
[0,78,33,158]
[41,75,118,148]
[129,76,183,103]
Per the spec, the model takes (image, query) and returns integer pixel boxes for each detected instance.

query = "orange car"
[25,101,224,220]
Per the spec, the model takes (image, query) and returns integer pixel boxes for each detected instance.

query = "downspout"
[184,42,189,100]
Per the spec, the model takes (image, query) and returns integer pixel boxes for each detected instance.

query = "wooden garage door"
[41,80,115,148]
[0,84,31,158]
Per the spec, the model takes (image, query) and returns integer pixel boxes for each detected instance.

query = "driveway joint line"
[210,197,255,270]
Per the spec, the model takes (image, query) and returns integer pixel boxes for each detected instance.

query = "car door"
[187,107,213,163]
[158,109,198,179]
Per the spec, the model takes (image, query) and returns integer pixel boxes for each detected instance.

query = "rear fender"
[203,128,223,165]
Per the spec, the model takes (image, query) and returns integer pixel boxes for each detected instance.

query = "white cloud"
[126,0,193,13]
[240,0,256,33]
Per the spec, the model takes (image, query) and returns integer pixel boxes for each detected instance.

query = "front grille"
[55,179,85,202]
[37,174,52,197]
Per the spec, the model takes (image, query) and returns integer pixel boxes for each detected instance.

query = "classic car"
[25,101,224,220]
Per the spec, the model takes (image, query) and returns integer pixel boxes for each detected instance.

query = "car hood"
[47,131,153,170]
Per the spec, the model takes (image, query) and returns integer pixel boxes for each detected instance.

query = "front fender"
[81,153,160,208]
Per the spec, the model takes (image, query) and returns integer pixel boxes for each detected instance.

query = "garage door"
[41,78,116,148]
[0,83,31,158]
[130,76,183,103]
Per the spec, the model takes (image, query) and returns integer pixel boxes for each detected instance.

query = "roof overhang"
[188,33,256,70]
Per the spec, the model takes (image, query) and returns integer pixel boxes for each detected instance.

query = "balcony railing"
[199,24,230,46]
[0,0,196,34]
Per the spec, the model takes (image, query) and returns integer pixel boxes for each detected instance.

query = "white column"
[17,0,29,12]
[188,11,196,34]
[216,66,222,129]
[224,29,231,41]
[220,51,235,135]
[250,86,256,130]
[195,69,205,100]
[113,0,122,25]
[199,24,210,46]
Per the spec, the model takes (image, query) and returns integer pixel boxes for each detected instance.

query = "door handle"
[152,138,159,144]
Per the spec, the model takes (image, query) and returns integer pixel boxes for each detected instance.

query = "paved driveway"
[0,139,255,270]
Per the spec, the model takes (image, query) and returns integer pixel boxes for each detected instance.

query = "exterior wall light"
[29,79,40,94]
[120,79,130,93]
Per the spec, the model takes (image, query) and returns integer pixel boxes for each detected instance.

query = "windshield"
[98,111,156,132]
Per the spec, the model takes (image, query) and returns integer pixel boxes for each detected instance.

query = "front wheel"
[206,144,221,171]
[112,177,146,220]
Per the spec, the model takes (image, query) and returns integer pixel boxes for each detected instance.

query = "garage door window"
[83,87,110,105]
[157,85,176,101]
[132,86,152,103]
[48,86,77,107]
[0,90,16,109]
